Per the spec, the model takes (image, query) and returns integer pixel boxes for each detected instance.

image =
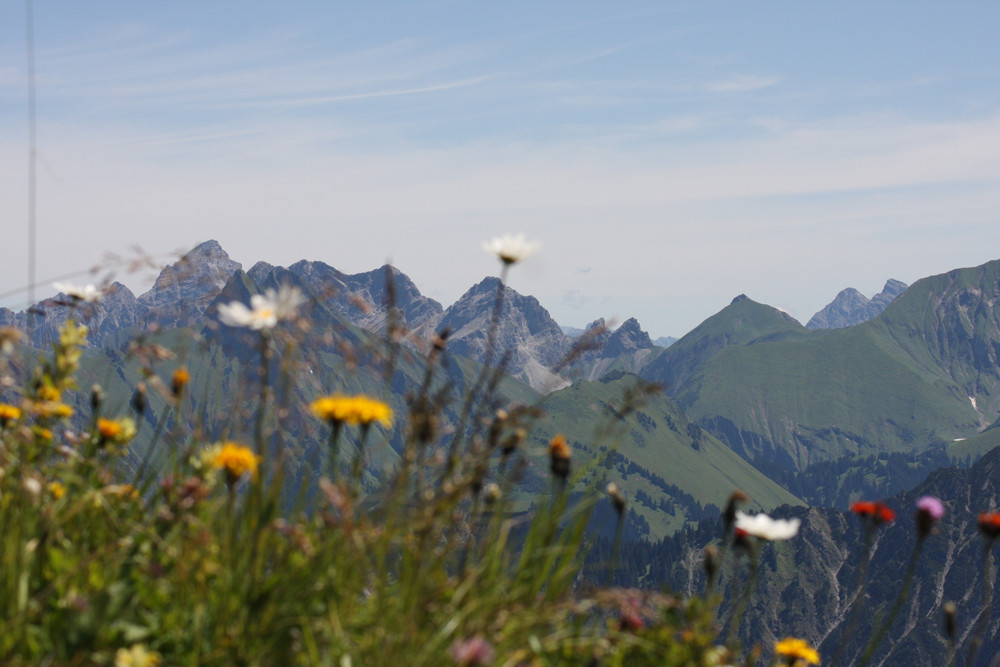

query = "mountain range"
[4,241,1000,524]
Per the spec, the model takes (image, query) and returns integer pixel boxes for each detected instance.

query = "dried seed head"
[548,434,571,480]
[943,601,957,640]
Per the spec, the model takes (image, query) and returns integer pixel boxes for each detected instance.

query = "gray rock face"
[288,261,443,335]
[807,279,908,329]
[603,317,654,357]
[0,282,141,349]
[435,277,573,389]
[138,240,243,327]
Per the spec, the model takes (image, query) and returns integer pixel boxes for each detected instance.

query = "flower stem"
[858,536,924,667]
[830,522,876,667]
[967,539,995,667]
[327,421,343,482]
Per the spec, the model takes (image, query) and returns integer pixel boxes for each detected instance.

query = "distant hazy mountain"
[652,336,677,348]
[806,278,907,329]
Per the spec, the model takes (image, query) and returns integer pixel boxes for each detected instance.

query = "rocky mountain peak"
[436,279,572,390]
[807,279,908,330]
[139,240,242,326]
[604,317,653,356]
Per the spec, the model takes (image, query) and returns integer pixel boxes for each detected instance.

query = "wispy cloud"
[704,74,780,93]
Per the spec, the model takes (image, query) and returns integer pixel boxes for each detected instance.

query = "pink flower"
[916,496,944,519]
[916,495,944,538]
[450,635,495,666]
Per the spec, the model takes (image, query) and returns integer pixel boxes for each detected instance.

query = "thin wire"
[26,0,37,330]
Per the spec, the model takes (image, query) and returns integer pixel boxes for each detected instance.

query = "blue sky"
[2,2,999,338]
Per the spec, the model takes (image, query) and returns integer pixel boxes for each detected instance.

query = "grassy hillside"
[525,373,802,539]
[642,261,1000,471]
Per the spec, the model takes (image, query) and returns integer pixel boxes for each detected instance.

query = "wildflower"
[22,476,42,501]
[217,285,305,330]
[53,282,103,303]
[483,233,540,265]
[449,635,495,666]
[114,644,162,667]
[210,442,261,484]
[851,500,896,524]
[484,482,501,504]
[105,484,140,500]
[48,481,67,499]
[171,366,190,397]
[310,394,393,428]
[606,482,627,515]
[0,326,23,354]
[548,433,571,480]
[96,417,137,446]
[618,606,644,632]
[30,400,73,419]
[978,512,1000,539]
[774,637,820,665]
[916,495,945,539]
[36,384,60,401]
[734,511,800,541]
[0,403,21,427]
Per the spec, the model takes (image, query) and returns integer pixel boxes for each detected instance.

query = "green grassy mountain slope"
[523,373,802,539]
[640,294,809,397]
[642,260,1000,471]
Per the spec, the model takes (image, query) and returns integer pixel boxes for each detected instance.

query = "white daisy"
[482,233,540,265]
[217,285,305,330]
[53,282,103,304]
[734,510,800,541]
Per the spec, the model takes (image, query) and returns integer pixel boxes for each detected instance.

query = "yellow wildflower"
[0,403,21,426]
[775,637,820,665]
[48,481,67,500]
[105,484,140,500]
[211,442,261,483]
[310,394,393,428]
[115,644,162,667]
[36,385,60,401]
[96,417,137,445]
[29,400,73,419]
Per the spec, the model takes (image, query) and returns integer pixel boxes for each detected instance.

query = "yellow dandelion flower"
[48,481,67,500]
[96,417,137,445]
[0,403,21,426]
[211,442,261,482]
[98,418,122,439]
[310,394,392,428]
[775,637,820,665]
